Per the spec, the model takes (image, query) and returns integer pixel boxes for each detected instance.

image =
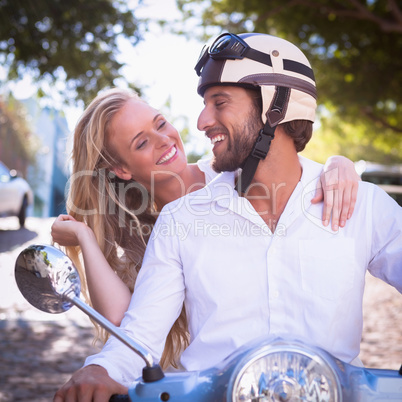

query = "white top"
[196,156,217,184]
[86,156,402,386]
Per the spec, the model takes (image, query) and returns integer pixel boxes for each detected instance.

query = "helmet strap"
[235,124,276,194]
[235,86,290,194]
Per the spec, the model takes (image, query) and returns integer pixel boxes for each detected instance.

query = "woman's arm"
[312,155,361,231]
[51,214,132,326]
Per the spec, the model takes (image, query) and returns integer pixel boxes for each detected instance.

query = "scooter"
[15,244,402,401]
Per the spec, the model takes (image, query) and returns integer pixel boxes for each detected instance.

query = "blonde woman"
[51,87,360,370]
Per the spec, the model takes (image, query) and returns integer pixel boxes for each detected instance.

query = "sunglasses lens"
[196,33,249,75]
[196,45,208,62]
[195,45,209,76]
[210,34,232,54]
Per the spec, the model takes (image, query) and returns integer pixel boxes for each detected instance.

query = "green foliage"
[177,0,402,161]
[303,106,402,164]
[0,0,142,105]
[0,95,39,171]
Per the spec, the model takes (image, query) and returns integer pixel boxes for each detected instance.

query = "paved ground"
[0,217,101,402]
[0,217,401,401]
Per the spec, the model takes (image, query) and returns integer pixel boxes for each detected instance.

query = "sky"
[1,0,212,156]
[119,0,210,154]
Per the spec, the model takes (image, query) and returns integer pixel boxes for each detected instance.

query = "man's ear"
[111,165,132,181]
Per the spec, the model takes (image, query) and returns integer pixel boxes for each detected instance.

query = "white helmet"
[195,33,317,192]
[196,32,317,125]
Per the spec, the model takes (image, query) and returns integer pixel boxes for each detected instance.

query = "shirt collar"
[298,155,324,207]
[186,156,323,209]
[187,170,237,207]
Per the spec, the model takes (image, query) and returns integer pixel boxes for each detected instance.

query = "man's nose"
[197,105,214,131]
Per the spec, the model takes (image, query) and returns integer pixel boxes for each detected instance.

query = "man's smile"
[210,134,227,145]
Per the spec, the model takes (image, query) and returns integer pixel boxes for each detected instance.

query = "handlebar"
[109,395,130,402]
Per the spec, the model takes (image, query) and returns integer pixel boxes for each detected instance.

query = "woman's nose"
[154,131,170,149]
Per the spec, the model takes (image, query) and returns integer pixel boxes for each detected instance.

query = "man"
[54,33,402,401]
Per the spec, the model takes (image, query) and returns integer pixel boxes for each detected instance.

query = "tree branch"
[255,0,301,25]
[342,0,402,33]
[361,107,402,134]
[256,0,402,33]
[388,0,402,24]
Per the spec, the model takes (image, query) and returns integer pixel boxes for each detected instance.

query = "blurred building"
[0,97,32,176]
[21,98,70,217]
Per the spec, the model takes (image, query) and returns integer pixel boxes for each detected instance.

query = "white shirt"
[86,156,402,386]
[196,156,217,184]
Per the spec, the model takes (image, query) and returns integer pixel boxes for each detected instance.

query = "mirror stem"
[64,290,154,368]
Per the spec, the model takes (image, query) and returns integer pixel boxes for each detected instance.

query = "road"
[0,217,100,402]
[0,217,401,401]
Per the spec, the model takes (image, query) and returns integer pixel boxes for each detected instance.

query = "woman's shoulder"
[194,156,217,184]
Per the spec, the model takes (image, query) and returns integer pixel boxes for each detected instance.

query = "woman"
[51,87,360,369]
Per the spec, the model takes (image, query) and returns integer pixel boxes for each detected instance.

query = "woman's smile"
[157,145,178,165]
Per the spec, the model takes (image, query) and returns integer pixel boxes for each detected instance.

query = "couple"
[52,33,402,401]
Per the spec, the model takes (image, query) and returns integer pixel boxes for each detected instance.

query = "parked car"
[355,160,402,206]
[0,161,33,227]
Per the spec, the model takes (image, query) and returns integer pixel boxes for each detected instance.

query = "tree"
[0,0,142,105]
[0,95,38,174]
[303,105,402,164]
[177,0,402,161]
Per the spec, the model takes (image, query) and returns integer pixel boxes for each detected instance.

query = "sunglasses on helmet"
[194,32,315,82]
[195,33,272,76]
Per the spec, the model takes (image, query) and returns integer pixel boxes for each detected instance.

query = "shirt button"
[272,290,279,299]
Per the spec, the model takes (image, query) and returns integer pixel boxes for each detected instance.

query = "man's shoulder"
[299,155,323,173]
[298,155,324,184]
[357,180,401,207]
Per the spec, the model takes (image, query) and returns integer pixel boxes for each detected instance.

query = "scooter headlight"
[231,340,341,401]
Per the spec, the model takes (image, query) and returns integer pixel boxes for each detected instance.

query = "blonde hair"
[65,87,189,369]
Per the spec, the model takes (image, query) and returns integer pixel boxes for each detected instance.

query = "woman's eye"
[136,140,147,150]
[158,121,166,130]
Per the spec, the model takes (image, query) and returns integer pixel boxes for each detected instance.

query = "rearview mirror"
[15,244,80,314]
[14,244,163,381]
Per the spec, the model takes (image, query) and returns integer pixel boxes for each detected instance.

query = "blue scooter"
[15,244,402,401]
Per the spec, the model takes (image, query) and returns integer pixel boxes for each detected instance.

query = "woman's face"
[107,98,188,190]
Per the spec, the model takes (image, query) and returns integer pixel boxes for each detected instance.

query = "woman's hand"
[51,214,90,247]
[52,214,132,326]
[312,156,361,231]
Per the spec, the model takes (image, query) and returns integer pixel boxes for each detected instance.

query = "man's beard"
[212,109,262,173]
